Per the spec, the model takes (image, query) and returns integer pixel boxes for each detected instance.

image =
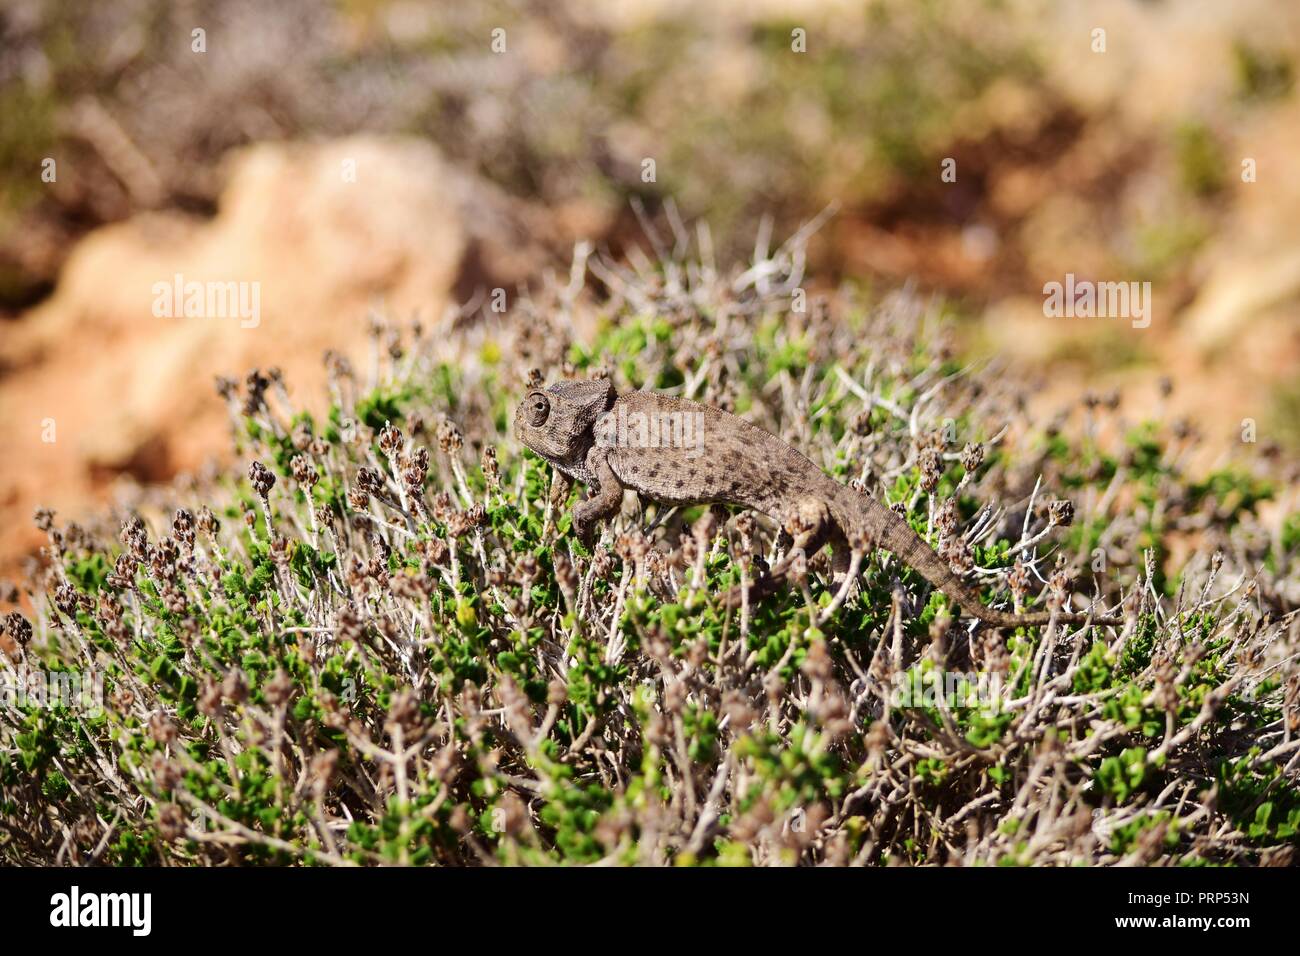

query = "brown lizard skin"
[514,378,1122,628]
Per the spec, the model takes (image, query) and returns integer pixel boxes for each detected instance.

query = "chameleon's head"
[513,378,616,464]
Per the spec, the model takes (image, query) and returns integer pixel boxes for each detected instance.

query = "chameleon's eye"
[528,393,550,427]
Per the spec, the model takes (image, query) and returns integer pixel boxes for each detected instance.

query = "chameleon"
[514,378,1122,628]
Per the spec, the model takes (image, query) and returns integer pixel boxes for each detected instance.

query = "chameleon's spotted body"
[514,379,1119,628]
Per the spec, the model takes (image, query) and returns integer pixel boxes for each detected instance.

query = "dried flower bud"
[291,419,314,451]
[800,639,833,682]
[1047,567,1072,608]
[148,711,178,745]
[378,422,403,460]
[356,467,385,498]
[1048,499,1075,527]
[106,553,137,590]
[936,498,960,538]
[151,752,181,792]
[269,535,292,568]
[263,670,294,708]
[590,547,613,580]
[159,581,188,615]
[198,678,223,717]
[243,369,270,415]
[419,537,449,567]
[167,511,193,546]
[481,446,500,490]
[945,540,974,575]
[425,491,453,524]
[221,669,248,705]
[196,506,220,539]
[248,461,276,498]
[323,349,354,381]
[980,632,1009,676]
[334,602,365,644]
[1008,560,1030,600]
[121,514,149,559]
[553,552,577,598]
[33,507,55,532]
[445,511,477,538]
[547,678,568,706]
[919,447,942,495]
[437,419,463,454]
[310,749,339,794]
[386,688,422,734]
[53,582,79,617]
[402,447,429,491]
[514,554,539,583]
[1153,660,1179,713]
[291,455,319,489]
[157,803,187,842]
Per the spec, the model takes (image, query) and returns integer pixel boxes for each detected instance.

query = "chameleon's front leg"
[542,469,573,539]
[548,470,573,510]
[572,447,624,545]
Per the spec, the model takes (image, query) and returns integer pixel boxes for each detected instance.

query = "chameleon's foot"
[720,548,807,608]
[572,516,597,548]
[721,572,785,609]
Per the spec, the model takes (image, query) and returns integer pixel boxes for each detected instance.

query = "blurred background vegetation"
[2,0,1299,570]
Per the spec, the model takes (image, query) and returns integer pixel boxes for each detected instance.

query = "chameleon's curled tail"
[844,493,1124,629]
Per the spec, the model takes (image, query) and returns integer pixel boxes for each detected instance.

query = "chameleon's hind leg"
[723,497,833,607]
[797,514,861,603]
[785,497,835,559]
[827,525,854,583]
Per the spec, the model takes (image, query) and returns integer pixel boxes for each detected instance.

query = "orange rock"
[0,136,472,574]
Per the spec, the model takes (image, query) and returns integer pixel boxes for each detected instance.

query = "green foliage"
[1233,41,1294,101]
[1174,122,1226,198]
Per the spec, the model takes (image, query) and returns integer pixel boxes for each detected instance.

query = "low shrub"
[2,232,1297,865]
